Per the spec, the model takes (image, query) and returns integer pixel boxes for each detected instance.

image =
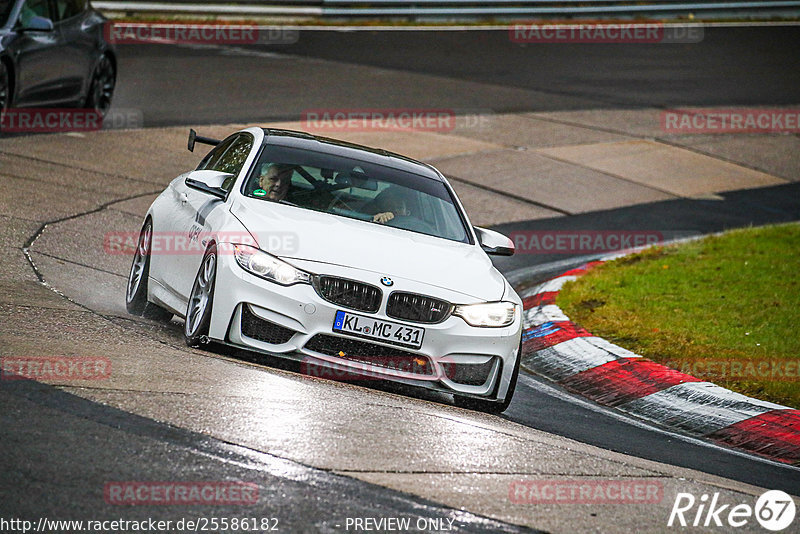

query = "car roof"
[261,128,444,182]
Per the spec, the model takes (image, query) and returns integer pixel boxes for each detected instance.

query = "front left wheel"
[184,244,217,347]
[126,219,174,321]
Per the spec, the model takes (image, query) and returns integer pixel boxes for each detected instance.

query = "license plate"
[333,310,424,349]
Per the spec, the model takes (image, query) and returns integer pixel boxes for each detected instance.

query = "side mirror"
[475,226,515,256]
[185,170,232,200]
[20,16,54,32]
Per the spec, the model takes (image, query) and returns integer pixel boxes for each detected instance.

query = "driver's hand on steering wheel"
[372,212,395,224]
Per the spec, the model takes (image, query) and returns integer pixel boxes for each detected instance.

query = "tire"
[125,219,174,321]
[184,244,217,347]
[0,60,10,110]
[454,340,522,414]
[85,54,115,118]
[0,60,10,135]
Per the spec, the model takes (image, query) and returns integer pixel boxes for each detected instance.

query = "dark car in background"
[0,0,115,115]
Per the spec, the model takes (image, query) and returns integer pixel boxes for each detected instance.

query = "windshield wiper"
[277,199,297,207]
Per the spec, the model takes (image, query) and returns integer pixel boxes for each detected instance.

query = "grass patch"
[557,223,800,409]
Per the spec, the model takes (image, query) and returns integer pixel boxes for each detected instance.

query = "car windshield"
[243,144,470,243]
[0,0,13,26]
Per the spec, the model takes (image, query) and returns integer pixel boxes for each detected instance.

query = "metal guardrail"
[94,1,324,15]
[93,0,800,18]
[323,0,800,16]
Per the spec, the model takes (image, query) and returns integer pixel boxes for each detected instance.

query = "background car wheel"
[184,244,217,347]
[0,61,10,134]
[125,219,173,321]
[454,340,522,414]
[85,54,115,118]
[0,61,9,110]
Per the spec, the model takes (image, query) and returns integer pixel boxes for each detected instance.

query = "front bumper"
[208,250,522,401]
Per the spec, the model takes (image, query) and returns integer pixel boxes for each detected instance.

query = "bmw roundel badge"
[380,277,394,287]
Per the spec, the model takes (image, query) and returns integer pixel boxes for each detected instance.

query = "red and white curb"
[520,261,800,465]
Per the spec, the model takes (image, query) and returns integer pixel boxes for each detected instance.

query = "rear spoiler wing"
[188,128,221,152]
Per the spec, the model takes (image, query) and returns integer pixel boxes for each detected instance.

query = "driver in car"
[258,163,294,201]
[257,163,335,211]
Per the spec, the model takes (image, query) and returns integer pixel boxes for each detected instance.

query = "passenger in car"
[370,186,411,224]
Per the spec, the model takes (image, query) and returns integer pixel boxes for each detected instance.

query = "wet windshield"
[243,144,470,243]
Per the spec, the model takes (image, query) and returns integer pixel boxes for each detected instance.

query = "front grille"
[442,357,498,386]
[386,292,452,324]
[304,334,434,376]
[314,276,382,313]
[240,305,296,344]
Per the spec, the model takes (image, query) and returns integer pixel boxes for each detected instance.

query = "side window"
[210,134,254,191]
[196,137,235,172]
[18,0,51,26]
[53,0,85,21]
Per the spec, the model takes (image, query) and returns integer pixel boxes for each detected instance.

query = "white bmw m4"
[126,127,523,412]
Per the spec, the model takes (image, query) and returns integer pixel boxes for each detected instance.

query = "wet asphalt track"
[110,26,800,489]
[1,378,534,532]
[114,26,800,126]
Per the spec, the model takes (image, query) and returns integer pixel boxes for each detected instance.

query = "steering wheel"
[385,215,437,235]
[290,188,317,200]
[327,194,356,212]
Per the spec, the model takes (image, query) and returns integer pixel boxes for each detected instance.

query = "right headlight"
[233,244,311,286]
[453,301,517,328]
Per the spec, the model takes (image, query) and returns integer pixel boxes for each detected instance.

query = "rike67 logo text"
[668,490,795,531]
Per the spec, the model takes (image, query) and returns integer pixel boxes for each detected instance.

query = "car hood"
[230,197,507,302]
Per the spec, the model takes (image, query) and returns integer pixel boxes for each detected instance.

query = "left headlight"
[233,244,311,286]
[453,301,517,328]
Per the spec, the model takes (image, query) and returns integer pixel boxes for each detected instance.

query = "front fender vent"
[241,305,296,345]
